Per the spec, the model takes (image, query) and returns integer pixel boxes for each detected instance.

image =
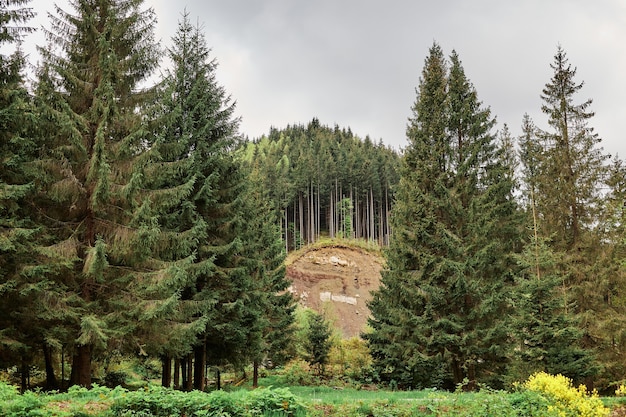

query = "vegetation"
[241,120,401,250]
[366,43,521,390]
[2,0,626,408]
[0,372,621,416]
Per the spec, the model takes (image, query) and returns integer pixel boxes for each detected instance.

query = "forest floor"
[285,243,384,338]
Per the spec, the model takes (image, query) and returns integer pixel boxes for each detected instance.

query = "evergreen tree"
[0,0,42,391]
[510,233,597,384]
[520,46,612,386]
[304,311,332,376]
[366,44,520,389]
[534,46,608,251]
[240,152,296,388]
[146,12,246,390]
[33,0,162,387]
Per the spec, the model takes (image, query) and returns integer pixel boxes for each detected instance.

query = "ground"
[285,244,384,338]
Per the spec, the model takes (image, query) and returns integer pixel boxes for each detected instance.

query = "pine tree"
[366,44,520,389]
[32,0,162,387]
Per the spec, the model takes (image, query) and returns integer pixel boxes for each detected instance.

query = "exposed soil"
[286,245,384,338]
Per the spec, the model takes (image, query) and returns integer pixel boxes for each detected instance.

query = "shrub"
[245,387,306,416]
[523,371,610,417]
[282,359,315,386]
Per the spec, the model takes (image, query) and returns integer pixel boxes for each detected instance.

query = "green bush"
[245,387,306,416]
[281,359,315,386]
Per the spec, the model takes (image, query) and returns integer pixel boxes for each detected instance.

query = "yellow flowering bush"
[616,384,626,396]
[523,372,609,417]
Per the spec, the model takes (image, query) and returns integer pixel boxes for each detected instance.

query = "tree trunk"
[173,358,180,390]
[185,353,193,391]
[216,368,221,390]
[193,340,206,391]
[253,360,259,388]
[43,344,59,390]
[70,345,92,387]
[180,357,188,390]
[161,356,172,388]
[451,358,463,386]
[20,357,28,393]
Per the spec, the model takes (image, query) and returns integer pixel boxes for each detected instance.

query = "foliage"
[522,372,610,417]
[281,359,316,386]
[366,42,520,390]
[303,311,333,376]
[328,338,373,382]
[241,119,400,249]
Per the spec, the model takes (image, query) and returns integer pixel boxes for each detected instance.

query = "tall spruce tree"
[240,149,296,387]
[0,0,41,390]
[33,0,165,387]
[534,46,608,251]
[366,44,520,389]
[520,46,611,386]
[147,12,247,391]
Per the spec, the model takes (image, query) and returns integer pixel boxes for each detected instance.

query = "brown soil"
[286,245,383,338]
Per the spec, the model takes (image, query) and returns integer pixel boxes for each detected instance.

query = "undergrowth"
[0,371,620,416]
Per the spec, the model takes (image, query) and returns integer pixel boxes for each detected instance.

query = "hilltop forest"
[2,0,626,394]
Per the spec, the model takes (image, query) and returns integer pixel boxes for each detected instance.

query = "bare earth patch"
[286,245,383,338]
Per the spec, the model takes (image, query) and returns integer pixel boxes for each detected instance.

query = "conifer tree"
[145,12,248,390]
[240,148,296,387]
[0,0,42,390]
[534,46,608,251]
[366,44,520,389]
[520,46,612,385]
[32,0,162,387]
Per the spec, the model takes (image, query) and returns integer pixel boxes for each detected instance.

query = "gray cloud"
[26,0,626,156]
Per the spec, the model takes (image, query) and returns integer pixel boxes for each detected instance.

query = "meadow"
[1,371,623,417]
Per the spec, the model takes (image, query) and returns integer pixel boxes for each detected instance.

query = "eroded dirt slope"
[286,245,383,338]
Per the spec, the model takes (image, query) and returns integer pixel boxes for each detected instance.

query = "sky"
[20,0,626,157]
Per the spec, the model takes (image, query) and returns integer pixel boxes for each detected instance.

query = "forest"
[1,0,626,399]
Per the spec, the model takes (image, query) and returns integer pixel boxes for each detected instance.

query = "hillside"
[286,244,384,338]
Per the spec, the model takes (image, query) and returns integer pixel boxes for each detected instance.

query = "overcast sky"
[23,0,626,157]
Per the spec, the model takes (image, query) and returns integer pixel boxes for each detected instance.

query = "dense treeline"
[2,0,626,395]
[366,43,626,392]
[0,1,294,392]
[241,121,400,250]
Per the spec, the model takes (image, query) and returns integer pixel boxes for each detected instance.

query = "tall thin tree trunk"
[329,189,334,238]
[285,207,289,253]
[43,344,59,390]
[180,357,187,390]
[173,358,180,390]
[216,368,221,390]
[299,193,304,248]
[185,353,193,391]
[378,200,383,246]
[61,346,65,391]
[193,340,206,391]
[385,185,390,246]
[161,356,172,388]
[70,345,92,388]
[253,360,259,388]
[20,356,28,393]
[370,187,376,242]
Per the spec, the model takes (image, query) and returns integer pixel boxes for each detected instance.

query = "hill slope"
[286,244,383,338]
